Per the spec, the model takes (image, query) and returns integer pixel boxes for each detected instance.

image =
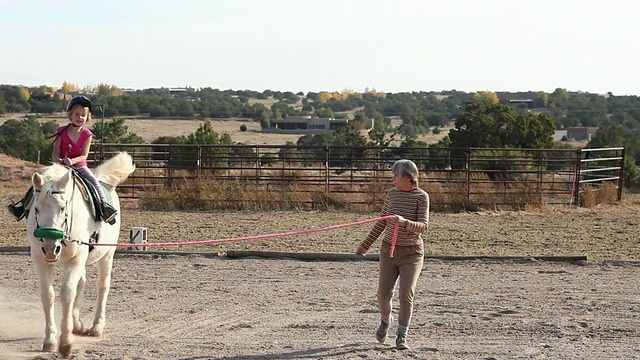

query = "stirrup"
[102,203,117,225]
[7,203,25,221]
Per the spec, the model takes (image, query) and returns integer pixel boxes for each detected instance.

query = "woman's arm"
[404,192,430,234]
[356,192,391,254]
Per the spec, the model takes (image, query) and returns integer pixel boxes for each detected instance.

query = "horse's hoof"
[59,343,73,358]
[73,322,86,335]
[42,343,56,352]
[84,326,103,337]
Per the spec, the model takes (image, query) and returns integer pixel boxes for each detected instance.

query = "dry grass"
[137,170,582,213]
[1,113,452,145]
[581,182,619,208]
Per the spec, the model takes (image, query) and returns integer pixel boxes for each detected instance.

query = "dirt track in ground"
[1,155,640,359]
[1,254,639,360]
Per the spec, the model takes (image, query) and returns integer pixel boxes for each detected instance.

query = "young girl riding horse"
[8,95,117,224]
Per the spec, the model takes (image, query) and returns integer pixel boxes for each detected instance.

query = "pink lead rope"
[389,223,400,257]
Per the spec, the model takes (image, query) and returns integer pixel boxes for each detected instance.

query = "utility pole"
[95,103,105,161]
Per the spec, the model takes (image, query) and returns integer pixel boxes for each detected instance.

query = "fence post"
[197,145,201,180]
[465,148,471,203]
[572,149,582,206]
[537,150,544,205]
[256,146,261,182]
[617,148,625,201]
[168,144,173,189]
[325,146,330,193]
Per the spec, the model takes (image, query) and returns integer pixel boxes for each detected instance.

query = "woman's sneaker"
[396,333,409,350]
[375,319,391,343]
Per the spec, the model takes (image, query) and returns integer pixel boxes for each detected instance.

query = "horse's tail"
[94,152,136,187]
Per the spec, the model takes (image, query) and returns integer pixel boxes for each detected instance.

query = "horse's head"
[31,166,75,262]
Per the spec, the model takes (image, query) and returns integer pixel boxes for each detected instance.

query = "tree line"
[1,84,638,188]
[3,84,640,135]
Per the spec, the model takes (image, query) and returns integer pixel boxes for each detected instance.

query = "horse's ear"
[32,173,45,190]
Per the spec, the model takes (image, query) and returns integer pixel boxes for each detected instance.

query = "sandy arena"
[0,155,639,359]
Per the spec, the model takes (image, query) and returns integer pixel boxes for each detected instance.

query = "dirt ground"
[1,253,639,360]
[1,155,639,359]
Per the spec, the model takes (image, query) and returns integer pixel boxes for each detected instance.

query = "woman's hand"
[391,215,407,227]
[61,157,72,166]
[355,245,368,256]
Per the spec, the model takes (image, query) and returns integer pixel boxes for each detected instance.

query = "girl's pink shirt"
[57,126,93,167]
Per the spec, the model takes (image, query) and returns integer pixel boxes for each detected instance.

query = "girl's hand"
[355,245,368,256]
[62,157,72,166]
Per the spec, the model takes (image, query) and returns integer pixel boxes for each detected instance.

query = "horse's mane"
[35,152,135,192]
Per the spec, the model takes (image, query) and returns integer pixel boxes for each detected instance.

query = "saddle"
[20,168,114,222]
[70,169,115,222]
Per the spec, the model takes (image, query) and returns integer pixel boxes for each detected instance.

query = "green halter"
[34,227,65,240]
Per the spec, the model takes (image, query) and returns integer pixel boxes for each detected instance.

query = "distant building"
[263,115,373,135]
[30,92,73,101]
[567,127,599,141]
[553,130,568,141]
[149,87,200,96]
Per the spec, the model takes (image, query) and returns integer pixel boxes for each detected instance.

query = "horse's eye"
[34,208,39,214]
[60,206,66,212]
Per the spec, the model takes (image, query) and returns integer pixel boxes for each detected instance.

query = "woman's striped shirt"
[360,187,430,250]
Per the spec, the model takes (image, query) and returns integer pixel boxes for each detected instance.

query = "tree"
[186,119,232,145]
[472,91,499,105]
[91,118,144,144]
[0,96,6,115]
[449,103,555,149]
[331,125,368,147]
[587,124,629,148]
[550,88,570,107]
[353,110,368,125]
[0,117,47,162]
[32,100,61,114]
[315,107,335,118]
[175,100,195,118]
[185,119,233,168]
[96,83,123,96]
[60,82,78,92]
[15,86,30,102]
[538,92,549,107]
[41,120,59,134]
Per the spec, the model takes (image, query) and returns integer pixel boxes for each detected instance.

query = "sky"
[1,0,638,95]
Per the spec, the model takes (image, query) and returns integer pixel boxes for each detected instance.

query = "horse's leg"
[85,254,114,336]
[72,267,87,335]
[35,262,57,352]
[58,264,85,358]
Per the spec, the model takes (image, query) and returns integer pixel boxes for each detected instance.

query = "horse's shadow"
[0,337,39,344]
[178,342,392,359]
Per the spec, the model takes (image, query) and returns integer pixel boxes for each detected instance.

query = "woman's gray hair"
[391,159,419,186]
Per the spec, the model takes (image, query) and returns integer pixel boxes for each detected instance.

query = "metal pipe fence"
[89,144,624,208]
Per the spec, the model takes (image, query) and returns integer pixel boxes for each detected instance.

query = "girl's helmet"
[66,95,92,113]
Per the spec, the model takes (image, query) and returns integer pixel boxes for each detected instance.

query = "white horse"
[25,152,135,358]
